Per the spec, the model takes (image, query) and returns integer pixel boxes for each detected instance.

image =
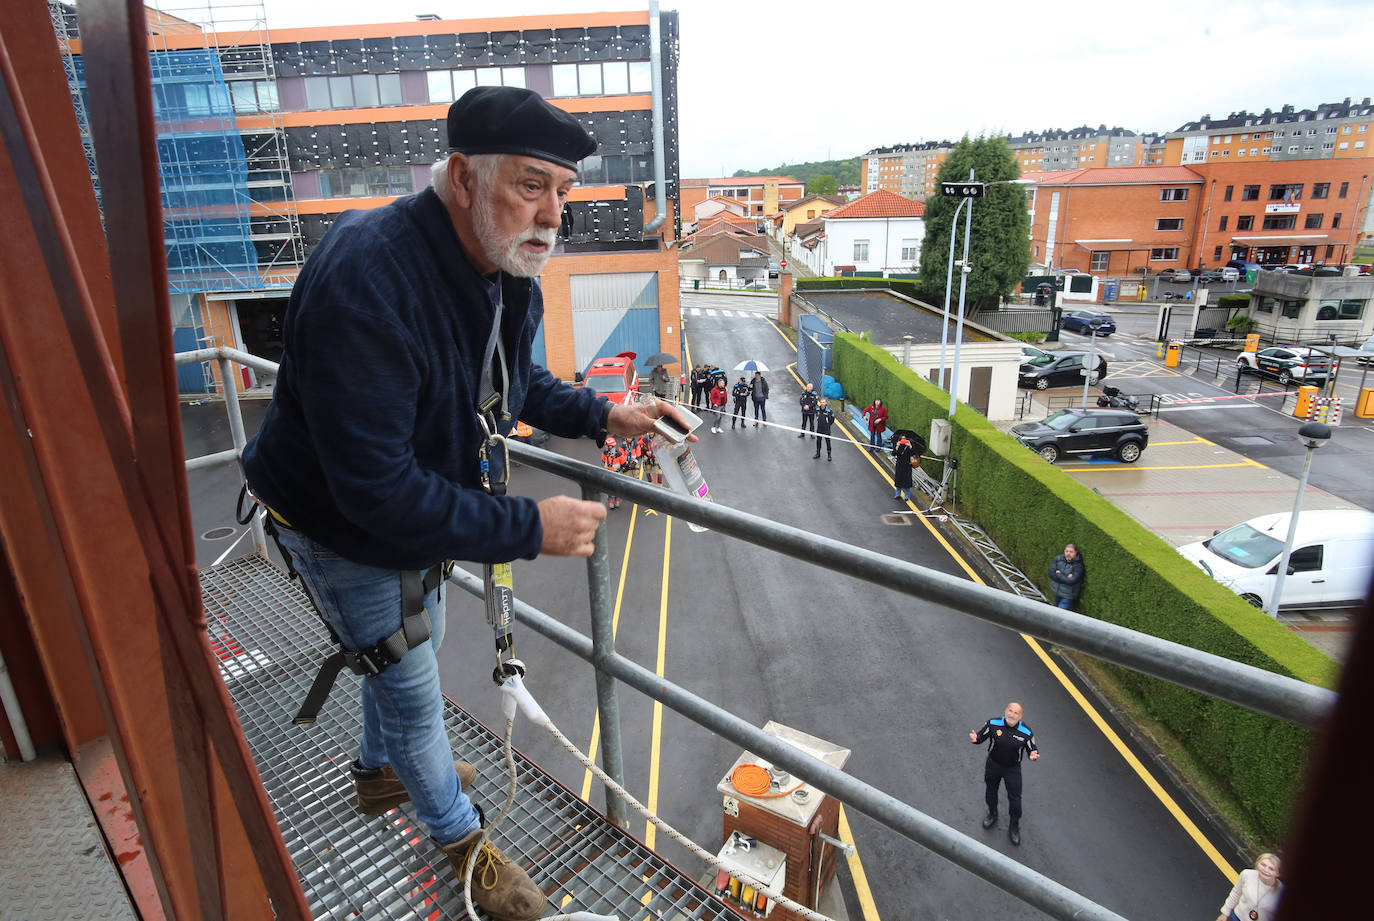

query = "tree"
[807,173,838,196]
[919,136,1030,312]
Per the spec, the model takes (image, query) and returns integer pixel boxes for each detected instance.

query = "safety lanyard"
[476,274,525,686]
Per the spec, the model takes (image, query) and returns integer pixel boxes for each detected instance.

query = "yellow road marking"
[645,518,672,849]
[1150,438,1211,446]
[838,806,881,921]
[1062,459,1265,472]
[1020,636,1238,882]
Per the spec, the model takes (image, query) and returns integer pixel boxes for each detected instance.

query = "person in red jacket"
[862,397,889,451]
[600,436,628,508]
[708,378,728,433]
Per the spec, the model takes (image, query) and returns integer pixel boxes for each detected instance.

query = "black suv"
[1017,352,1108,390]
[1011,408,1149,464]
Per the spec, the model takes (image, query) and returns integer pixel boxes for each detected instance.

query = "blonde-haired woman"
[1216,853,1282,921]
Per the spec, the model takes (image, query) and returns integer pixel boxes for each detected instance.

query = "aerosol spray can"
[638,395,712,532]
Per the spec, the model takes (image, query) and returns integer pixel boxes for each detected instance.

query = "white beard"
[472,188,557,278]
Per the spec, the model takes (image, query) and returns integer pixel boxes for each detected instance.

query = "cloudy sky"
[252,0,1372,178]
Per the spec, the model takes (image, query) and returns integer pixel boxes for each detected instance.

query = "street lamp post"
[1266,421,1332,617]
[937,195,971,397]
[948,194,974,419]
[1080,317,1104,408]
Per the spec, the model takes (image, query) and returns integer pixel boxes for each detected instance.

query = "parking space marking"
[1062,459,1266,473]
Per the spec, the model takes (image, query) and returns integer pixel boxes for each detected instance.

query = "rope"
[495,674,839,921]
[729,763,804,799]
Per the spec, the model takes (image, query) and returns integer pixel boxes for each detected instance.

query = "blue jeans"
[869,428,884,449]
[276,527,480,844]
[753,399,766,421]
[1055,597,1073,610]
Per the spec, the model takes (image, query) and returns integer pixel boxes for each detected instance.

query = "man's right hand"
[538,495,606,557]
[968,730,978,743]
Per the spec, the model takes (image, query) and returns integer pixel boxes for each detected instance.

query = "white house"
[821,189,925,276]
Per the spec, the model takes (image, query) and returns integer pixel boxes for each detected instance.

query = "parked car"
[581,353,640,404]
[1197,267,1240,284]
[1235,346,1334,384]
[1060,310,1117,336]
[1358,333,1374,365]
[1157,268,1192,283]
[1020,344,1052,365]
[1178,509,1374,611]
[1018,352,1108,390]
[1348,262,1372,276]
[1011,407,1149,464]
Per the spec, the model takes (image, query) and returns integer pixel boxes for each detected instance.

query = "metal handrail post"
[215,354,266,555]
[581,483,628,826]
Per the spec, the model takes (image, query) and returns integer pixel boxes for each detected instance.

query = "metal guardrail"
[178,347,1336,921]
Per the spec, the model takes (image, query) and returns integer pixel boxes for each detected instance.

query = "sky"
[241,0,1373,178]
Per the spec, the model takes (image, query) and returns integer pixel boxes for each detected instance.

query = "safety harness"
[238,274,525,724]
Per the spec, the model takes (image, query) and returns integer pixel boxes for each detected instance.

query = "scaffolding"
[48,3,99,210]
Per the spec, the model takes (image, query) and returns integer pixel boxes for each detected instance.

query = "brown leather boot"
[440,828,547,921]
[353,761,477,815]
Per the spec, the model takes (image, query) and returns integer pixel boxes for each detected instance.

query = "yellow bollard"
[1294,386,1318,418]
[1156,342,1165,359]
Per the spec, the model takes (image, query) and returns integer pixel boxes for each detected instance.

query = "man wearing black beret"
[244,85,691,921]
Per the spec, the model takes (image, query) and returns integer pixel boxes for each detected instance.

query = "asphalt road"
[180,295,1249,921]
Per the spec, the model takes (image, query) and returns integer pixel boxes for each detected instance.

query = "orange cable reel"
[729,762,804,799]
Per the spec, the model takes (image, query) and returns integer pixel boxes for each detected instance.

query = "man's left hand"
[1028,751,1040,761]
[606,398,699,441]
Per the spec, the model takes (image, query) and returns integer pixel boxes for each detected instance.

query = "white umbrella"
[733,359,771,372]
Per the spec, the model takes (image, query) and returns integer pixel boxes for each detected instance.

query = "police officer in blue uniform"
[969,701,1040,846]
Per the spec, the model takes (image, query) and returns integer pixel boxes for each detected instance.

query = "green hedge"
[1217,294,1251,310]
[796,276,923,301]
[833,333,1336,842]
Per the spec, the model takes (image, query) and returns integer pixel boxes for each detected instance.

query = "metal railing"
[178,346,1336,921]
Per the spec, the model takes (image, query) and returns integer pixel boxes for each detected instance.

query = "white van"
[1179,509,1374,611]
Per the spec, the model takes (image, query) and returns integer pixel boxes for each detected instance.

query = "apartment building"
[60,4,683,386]
[1164,98,1374,167]
[1006,126,1147,173]
[679,176,804,219]
[860,141,952,198]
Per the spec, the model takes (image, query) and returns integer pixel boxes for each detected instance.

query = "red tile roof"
[824,189,925,219]
[682,176,803,186]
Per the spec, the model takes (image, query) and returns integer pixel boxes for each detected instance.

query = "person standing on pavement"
[1216,853,1282,921]
[892,432,915,501]
[862,397,888,451]
[649,363,671,400]
[812,398,836,460]
[241,86,693,921]
[1049,543,1085,610]
[690,364,707,409]
[708,377,728,433]
[969,702,1040,846]
[600,436,628,509]
[798,382,819,439]
[730,377,750,429]
[750,371,769,427]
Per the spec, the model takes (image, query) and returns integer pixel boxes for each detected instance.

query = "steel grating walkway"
[202,554,735,921]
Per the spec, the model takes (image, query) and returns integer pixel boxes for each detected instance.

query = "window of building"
[316,166,414,199]
[1262,214,1296,230]
[1326,245,1336,260]
[1315,299,1366,320]
[229,79,280,113]
[1090,251,1109,271]
[1357,141,1366,150]
[1288,145,1299,153]
[1255,297,1275,314]
[1362,125,1369,132]
[427,69,478,103]
[550,61,650,97]
[1218,215,1228,231]
[901,239,918,261]
[1214,245,1223,260]
[1333,212,1342,229]
[1339,181,1349,198]
[1238,149,1246,157]
[1268,183,1302,201]
[1160,188,1188,201]
[1305,213,1324,229]
[1211,151,1219,158]
[1236,215,1254,230]
[1223,149,1231,156]
[1281,301,1302,319]
[1250,148,1259,156]
[1339,142,1350,150]
[1149,247,1179,261]
[1343,125,1353,134]
[1242,185,1260,200]
[1223,184,1234,201]
[1323,143,1334,150]
[1156,218,1184,231]
[853,240,869,262]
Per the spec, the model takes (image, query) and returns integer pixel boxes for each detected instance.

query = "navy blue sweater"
[243,188,606,569]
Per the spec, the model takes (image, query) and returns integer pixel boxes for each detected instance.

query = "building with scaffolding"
[54,2,683,391]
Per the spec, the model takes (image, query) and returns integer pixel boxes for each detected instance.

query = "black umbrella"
[641,352,678,367]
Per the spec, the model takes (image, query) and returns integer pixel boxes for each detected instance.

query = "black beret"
[447,86,597,170]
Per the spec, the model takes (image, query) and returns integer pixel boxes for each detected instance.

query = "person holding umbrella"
[642,351,677,400]
[750,371,769,426]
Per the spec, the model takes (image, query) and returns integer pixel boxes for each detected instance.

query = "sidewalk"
[997,395,1361,659]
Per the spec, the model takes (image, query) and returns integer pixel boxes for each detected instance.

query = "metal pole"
[937,197,966,393]
[581,483,629,825]
[1267,436,1322,617]
[216,355,267,555]
[949,169,974,418]
[1081,328,1097,409]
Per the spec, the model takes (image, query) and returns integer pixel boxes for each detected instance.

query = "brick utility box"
[716,722,851,920]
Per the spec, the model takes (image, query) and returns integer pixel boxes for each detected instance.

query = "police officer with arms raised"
[243,86,690,921]
[969,701,1040,846]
